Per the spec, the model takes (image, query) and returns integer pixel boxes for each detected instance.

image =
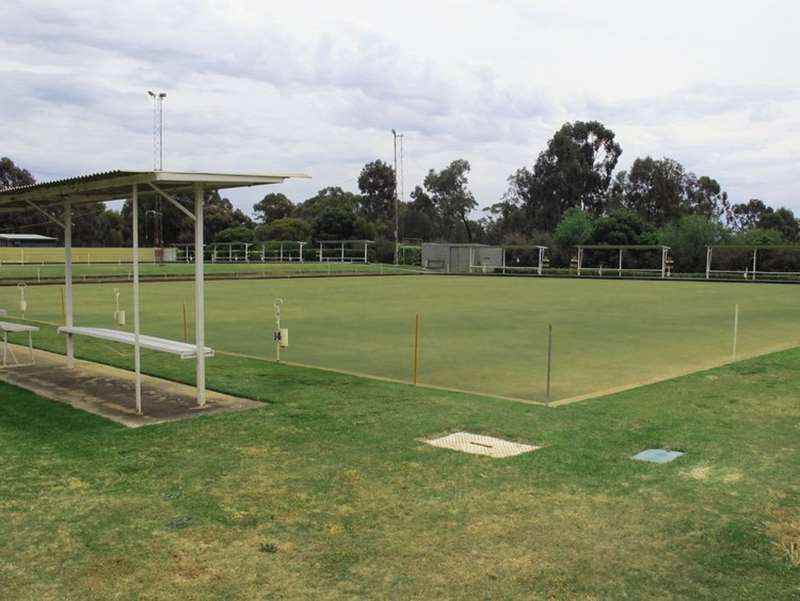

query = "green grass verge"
[1,334,799,599]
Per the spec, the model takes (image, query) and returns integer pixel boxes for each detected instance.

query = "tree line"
[2,120,798,269]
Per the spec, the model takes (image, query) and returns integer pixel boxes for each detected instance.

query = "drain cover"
[632,449,684,463]
[425,432,539,458]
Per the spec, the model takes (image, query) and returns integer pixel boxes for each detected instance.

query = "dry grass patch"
[767,509,800,567]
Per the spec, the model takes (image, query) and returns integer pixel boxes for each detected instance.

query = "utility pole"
[399,133,405,205]
[392,129,400,265]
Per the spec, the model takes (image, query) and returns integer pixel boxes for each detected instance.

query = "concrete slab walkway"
[0,346,264,427]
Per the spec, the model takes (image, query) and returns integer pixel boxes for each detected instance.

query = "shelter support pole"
[539,247,544,276]
[577,247,583,276]
[706,247,712,280]
[752,249,758,281]
[194,184,207,407]
[64,201,74,367]
[341,242,345,263]
[618,248,623,277]
[132,184,142,414]
[319,242,323,263]
[661,248,667,279]
[364,242,368,263]
[300,242,305,263]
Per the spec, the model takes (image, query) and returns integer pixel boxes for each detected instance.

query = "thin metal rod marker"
[413,313,421,385]
[732,304,739,361]
[182,302,188,343]
[546,324,553,404]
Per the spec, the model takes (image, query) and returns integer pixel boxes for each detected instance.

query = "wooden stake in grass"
[546,324,553,404]
[413,313,421,385]
[182,302,189,343]
[732,303,739,361]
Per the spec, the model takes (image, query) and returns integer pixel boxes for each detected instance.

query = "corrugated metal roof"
[0,170,138,194]
[0,170,310,213]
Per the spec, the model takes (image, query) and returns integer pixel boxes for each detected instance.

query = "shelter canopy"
[0,170,308,213]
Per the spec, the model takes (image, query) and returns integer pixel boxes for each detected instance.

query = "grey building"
[421,243,503,273]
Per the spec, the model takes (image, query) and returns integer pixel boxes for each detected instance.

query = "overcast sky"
[3,0,799,217]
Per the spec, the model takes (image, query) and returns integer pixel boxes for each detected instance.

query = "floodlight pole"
[392,129,399,265]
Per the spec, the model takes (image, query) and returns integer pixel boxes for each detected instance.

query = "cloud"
[2,0,799,214]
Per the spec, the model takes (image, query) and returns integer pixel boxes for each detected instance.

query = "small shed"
[422,243,503,273]
[0,233,58,247]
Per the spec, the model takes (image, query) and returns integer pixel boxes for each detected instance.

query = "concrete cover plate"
[632,449,685,463]
[425,432,539,458]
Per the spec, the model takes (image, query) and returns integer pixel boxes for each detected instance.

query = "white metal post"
[341,242,345,263]
[319,242,323,263]
[661,247,667,279]
[752,249,758,281]
[363,242,368,263]
[538,247,544,276]
[618,248,623,277]
[280,243,284,262]
[194,184,206,407]
[64,201,74,367]
[300,242,305,263]
[706,247,712,280]
[577,247,583,276]
[132,184,143,414]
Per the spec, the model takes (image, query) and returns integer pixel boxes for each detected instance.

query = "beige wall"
[0,247,160,264]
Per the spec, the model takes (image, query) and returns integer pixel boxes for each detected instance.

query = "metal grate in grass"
[632,449,685,463]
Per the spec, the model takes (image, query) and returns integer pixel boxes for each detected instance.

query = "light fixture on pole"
[392,129,400,265]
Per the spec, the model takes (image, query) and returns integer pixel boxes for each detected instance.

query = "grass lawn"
[0,261,415,281]
[1,276,800,402]
[1,336,799,599]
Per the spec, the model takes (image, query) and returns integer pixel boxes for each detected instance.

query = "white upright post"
[752,249,758,281]
[363,242,368,264]
[132,184,142,414]
[341,242,345,263]
[539,247,544,276]
[319,242,323,263]
[661,247,667,279]
[577,247,583,276]
[64,200,74,367]
[502,248,506,275]
[300,242,305,263]
[618,248,623,277]
[706,247,712,280]
[280,243,284,262]
[194,184,206,407]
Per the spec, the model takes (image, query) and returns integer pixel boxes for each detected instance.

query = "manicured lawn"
[1,340,799,599]
[1,276,800,401]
